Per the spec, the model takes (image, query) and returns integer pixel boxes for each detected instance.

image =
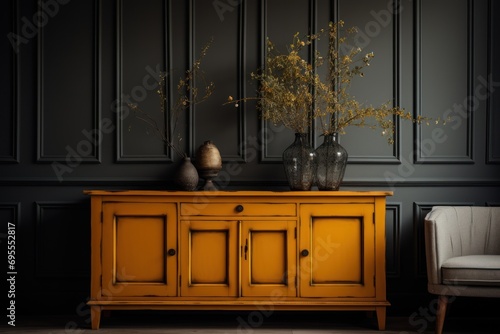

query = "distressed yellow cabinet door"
[101,203,177,297]
[180,220,238,296]
[299,204,375,298]
[241,221,297,297]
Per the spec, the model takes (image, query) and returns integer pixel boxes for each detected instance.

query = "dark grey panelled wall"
[1,0,500,322]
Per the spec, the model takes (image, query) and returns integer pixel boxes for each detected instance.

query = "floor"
[3,311,499,333]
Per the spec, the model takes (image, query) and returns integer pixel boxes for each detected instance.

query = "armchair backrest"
[425,206,500,286]
[425,206,500,257]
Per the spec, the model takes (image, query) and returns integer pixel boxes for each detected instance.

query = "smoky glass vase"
[315,132,348,191]
[282,133,317,191]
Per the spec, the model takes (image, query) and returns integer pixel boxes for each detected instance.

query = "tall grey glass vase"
[282,133,317,191]
[315,132,348,190]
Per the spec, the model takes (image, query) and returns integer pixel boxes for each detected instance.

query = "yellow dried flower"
[223,21,443,141]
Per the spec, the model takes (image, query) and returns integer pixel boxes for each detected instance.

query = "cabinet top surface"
[84,190,393,197]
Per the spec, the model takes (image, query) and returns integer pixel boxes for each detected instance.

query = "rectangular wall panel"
[0,0,19,163]
[487,0,500,164]
[191,0,245,161]
[35,202,90,278]
[37,0,100,162]
[415,0,473,163]
[338,0,401,164]
[385,203,401,277]
[117,0,172,162]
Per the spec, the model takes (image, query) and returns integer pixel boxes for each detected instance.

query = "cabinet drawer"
[181,202,296,216]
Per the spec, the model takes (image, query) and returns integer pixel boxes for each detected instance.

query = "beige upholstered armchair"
[424,206,500,334]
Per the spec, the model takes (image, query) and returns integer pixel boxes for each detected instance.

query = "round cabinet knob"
[235,205,244,213]
[167,249,176,256]
[300,249,309,257]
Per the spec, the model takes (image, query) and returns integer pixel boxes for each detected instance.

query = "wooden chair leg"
[435,295,448,334]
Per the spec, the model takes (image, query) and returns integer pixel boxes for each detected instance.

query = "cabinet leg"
[90,306,101,330]
[375,307,386,330]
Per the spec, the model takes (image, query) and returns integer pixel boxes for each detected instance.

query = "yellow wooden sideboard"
[85,190,392,330]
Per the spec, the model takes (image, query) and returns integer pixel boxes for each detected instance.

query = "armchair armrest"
[424,207,464,285]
